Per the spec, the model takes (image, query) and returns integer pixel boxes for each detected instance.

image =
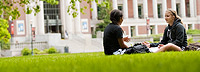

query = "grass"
[0,51,200,72]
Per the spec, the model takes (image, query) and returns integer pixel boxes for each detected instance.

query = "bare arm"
[118,38,128,48]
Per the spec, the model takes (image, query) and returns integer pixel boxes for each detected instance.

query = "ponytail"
[176,16,183,24]
[168,9,183,24]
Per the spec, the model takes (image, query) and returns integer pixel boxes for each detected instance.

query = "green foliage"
[1,52,200,72]
[0,0,58,42]
[187,29,200,34]
[47,47,57,54]
[92,34,96,38]
[33,48,41,54]
[97,1,111,20]
[187,38,195,45]
[150,34,163,42]
[96,0,112,32]
[0,0,96,42]
[43,49,49,53]
[68,0,98,18]
[0,18,11,43]
[147,41,153,43]
[21,48,31,56]
[0,40,10,50]
[198,40,200,43]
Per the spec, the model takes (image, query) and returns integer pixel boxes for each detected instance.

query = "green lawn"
[0,51,200,72]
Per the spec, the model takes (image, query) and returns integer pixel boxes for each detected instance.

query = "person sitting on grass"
[103,9,130,55]
[143,9,187,53]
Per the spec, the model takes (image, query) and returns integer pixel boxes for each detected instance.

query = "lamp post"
[30,21,34,56]
[9,16,14,42]
[145,13,150,37]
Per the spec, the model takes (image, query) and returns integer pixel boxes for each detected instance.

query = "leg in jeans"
[155,43,182,53]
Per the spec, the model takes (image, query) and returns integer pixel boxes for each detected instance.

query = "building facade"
[10,0,200,43]
[116,0,200,37]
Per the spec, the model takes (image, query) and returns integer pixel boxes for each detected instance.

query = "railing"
[10,42,48,51]
[188,34,200,41]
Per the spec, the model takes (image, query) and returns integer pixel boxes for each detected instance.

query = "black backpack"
[124,43,150,54]
[185,42,200,51]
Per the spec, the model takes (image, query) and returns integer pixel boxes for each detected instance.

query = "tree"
[67,0,98,18]
[0,0,98,43]
[0,18,10,43]
[0,0,59,43]
[96,0,112,32]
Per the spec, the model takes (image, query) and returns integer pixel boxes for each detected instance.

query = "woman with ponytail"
[103,9,130,55]
[143,9,188,53]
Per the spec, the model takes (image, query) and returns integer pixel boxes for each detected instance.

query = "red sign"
[146,19,150,30]
[11,23,14,35]
[32,27,35,41]
[147,19,150,25]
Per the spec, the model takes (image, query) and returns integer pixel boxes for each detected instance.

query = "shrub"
[21,48,31,56]
[150,34,163,42]
[147,41,153,43]
[47,47,57,54]
[197,40,200,43]
[39,49,48,54]
[187,38,195,45]
[0,40,10,50]
[92,34,96,38]
[33,48,41,54]
[187,29,200,34]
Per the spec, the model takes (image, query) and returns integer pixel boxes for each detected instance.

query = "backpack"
[124,44,150,54]
[113,43,150,55]
[185,42,200,51]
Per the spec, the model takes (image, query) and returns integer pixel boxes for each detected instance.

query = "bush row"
[187,29,200,34]
[21,47,57,56]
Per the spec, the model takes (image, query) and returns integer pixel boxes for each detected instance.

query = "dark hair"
[110,9,123,25]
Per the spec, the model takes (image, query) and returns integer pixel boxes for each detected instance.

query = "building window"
[131,26,136,37]
[43,1,61,33]
[150,25,155,35]
[157,4,162,18]
[176,3,181,16]
[138,4,143,19]
[118,5,123,11]
[44,1,60,20]
[188,24,192,29]
[186,2,190,17]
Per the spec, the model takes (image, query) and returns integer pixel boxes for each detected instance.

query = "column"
[135,25,138,36]
[28,2,35,41]
[192,24,195,29]
[123,0,128,19]
[153,0,158,18]
[133,0,138,19]
[92,1,97,20]
[60,0,66,37]
[180,0,186,18]
[171,0,176,11]
[190,0,195,17]
[112,0,118,9]
[128,26,131,37]
[162,0,167,18]
[75,1,81,34]
[65,0,74,35]
[143,0,148,18]
[36,1,45,35]
[155,24,158,34]
[185,24,188,30]
[194,0,197,17]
